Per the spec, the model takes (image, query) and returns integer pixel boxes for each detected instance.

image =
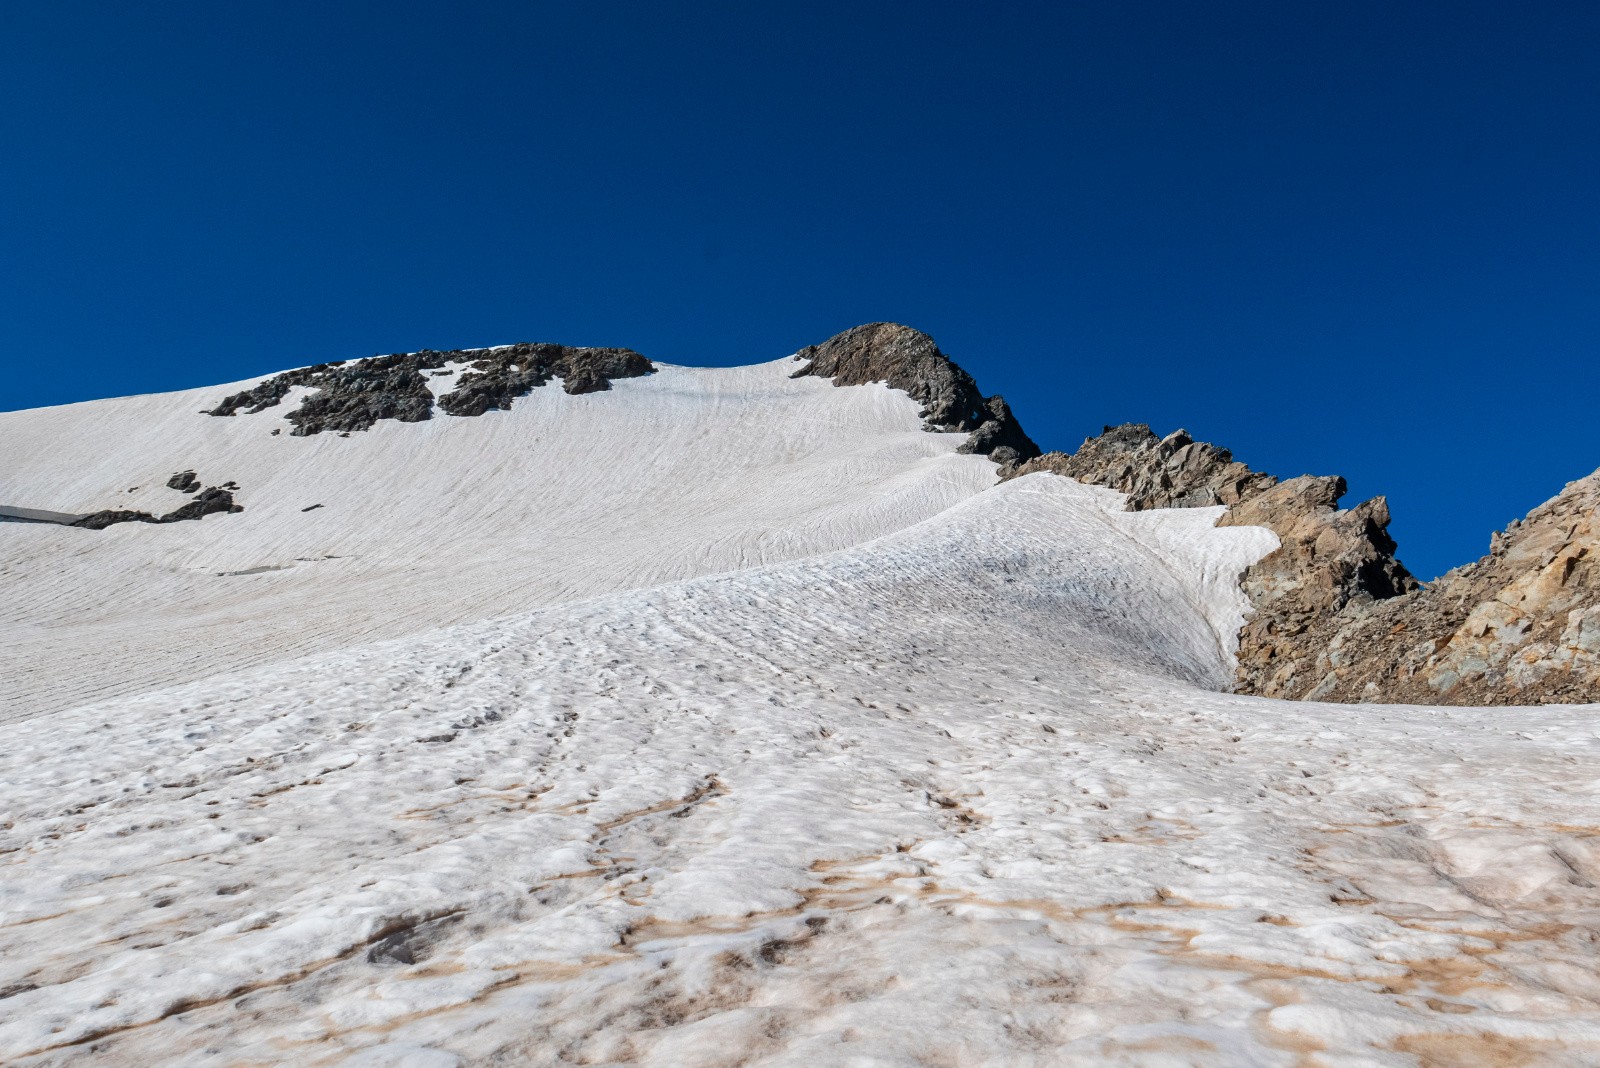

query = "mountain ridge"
[1008,419,1598,706]
[5,325,1600,1064]
[4,320,1595,706]
[783,322,1599,706]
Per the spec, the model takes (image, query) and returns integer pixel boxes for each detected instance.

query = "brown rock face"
[1221,477,1419,699]
[1019,422,1600,705]
[791,323,1039,468]
[1297,469,1600,705]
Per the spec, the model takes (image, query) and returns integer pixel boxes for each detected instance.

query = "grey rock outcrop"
[166,470,200,493]
[71,508,161,530]
[1007,424,1276,509]
[207,343,654,435]
[791,324,1039,467]
[161,487,245,524]
[437,343,653,417]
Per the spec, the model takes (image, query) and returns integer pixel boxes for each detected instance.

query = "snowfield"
[4,359,1600,1066]
[0,359,995,721]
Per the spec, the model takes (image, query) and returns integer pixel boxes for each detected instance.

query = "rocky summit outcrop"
[791,323,1039,468]
[207,343,654,435]
[1013,422,1600,705]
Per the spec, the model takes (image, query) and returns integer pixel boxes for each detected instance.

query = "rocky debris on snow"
[71,508,157,530]
[206,343,654,435]
[166,470,200,493]
[73,486,243,530]
[204,355,426,433]
[162,487,244,524]
[791,323,1040,468]
[1012,422,1600,705]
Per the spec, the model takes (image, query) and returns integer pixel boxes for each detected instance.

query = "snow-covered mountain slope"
[5,473,1600,1065]
[6,343,1600,1066]
[0,358,995,722]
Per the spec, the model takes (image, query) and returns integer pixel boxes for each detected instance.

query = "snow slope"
[0,358,995,721]
[5,356,1600,1066]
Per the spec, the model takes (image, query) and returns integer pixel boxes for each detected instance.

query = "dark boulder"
[166,470,200,493]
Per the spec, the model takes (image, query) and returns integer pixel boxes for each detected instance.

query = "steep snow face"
[0,358,997,721]
[4,475,1600,1066]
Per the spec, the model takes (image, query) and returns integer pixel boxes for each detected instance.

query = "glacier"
[3,352,1600,1065]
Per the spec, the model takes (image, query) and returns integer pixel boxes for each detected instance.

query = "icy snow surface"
[5,359,1600,1066]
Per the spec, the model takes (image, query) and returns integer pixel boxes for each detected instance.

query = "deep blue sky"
[4,2,1597,578]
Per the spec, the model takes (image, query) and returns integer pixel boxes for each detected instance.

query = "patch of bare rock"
[206,342,654,435]
[1008,425,1598,705]
[73,477,244,530]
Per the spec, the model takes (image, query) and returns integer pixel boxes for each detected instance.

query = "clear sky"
[3,2,1596,579]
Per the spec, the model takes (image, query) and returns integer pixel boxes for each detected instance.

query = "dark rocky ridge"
[790,323,1040,468]
[1007,424,1278,510]
[207,343,654,435]
[1009,423,1599,705]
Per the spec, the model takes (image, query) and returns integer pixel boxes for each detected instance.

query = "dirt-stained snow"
[3,358,1600,1066]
